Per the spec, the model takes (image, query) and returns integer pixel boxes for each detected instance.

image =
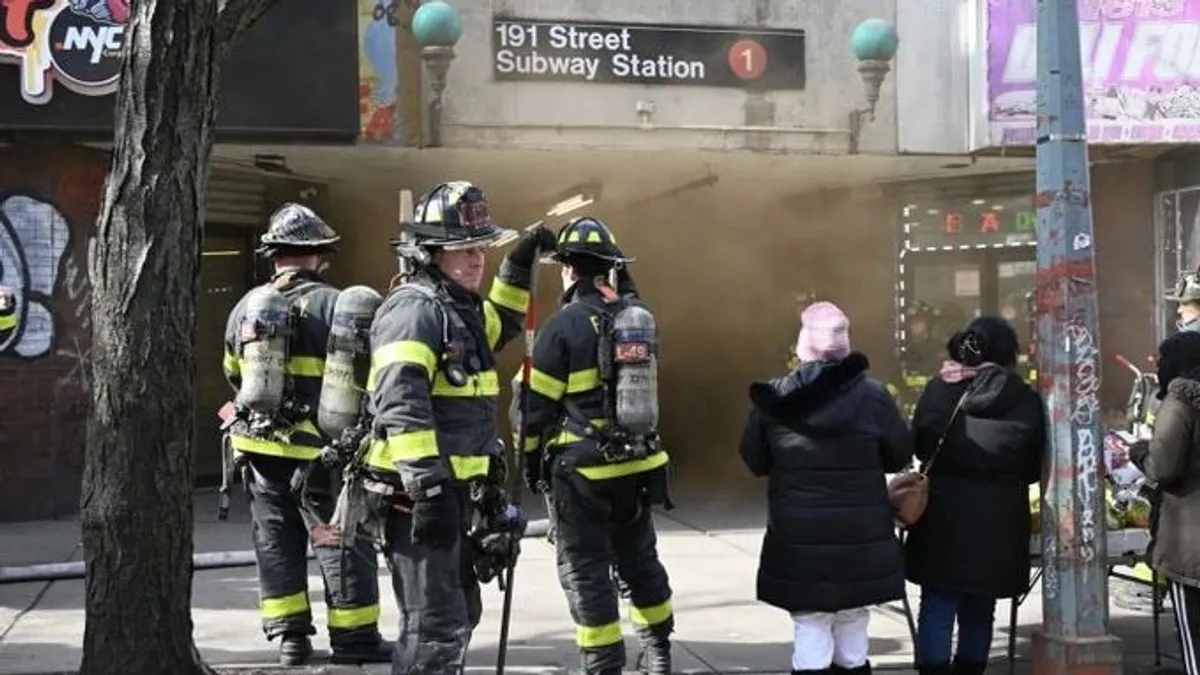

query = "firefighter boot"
[572,643,625,675]
[918,664,953,675]
[278,633,313,666]
[330,638,394,664]
[832,663,872,675]
[634,623,672,675]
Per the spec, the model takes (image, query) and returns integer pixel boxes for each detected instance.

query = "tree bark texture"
[79,1,278,673]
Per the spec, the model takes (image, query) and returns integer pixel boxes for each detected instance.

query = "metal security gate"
[1153,187,1200,345]
[206,166,267,225]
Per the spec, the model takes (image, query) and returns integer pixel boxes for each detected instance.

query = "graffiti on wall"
[0,192,71,358]
[55,234,93,393]
[359,0,402,140]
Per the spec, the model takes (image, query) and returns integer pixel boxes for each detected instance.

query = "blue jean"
[915,585,997,665]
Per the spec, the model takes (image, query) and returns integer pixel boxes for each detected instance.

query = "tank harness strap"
[392,282,460,369]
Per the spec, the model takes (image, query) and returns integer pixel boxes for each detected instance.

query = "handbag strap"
[920,387,972,477]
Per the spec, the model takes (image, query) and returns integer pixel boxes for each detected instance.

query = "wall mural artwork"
[0,192,71,358]
[359,0,400,141]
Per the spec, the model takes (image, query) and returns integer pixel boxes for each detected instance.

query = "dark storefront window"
[891,174,1038,415]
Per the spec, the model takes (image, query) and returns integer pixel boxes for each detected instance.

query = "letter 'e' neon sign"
[0,0,128,105]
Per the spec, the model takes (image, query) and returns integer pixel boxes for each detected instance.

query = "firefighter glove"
[410,489,460,550]
[523,451,544,495]
[509,225,557,268]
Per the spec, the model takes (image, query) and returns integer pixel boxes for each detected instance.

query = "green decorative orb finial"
[413,1,462,48]
[851,18,899,62]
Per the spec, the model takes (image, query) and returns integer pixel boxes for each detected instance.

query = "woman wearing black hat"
[904,316,1047,675]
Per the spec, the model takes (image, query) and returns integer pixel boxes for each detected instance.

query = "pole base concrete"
[1031,631,1122,675]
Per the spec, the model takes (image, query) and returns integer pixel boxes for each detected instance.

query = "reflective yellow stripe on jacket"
[0,312,15,331]
[364,339,497,481]
[529,367,602,401]
[366,340,437,391]
[230,419,323,461]
[482,278,528,349]
[488,278,529,314]
[363,430,490,480]
[548,417,670,480]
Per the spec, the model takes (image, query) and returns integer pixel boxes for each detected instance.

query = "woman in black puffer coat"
[740,302,913,675]
[904,316,1045,675]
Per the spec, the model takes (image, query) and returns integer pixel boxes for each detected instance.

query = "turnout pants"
[384,486,482,675]
[247,460,383,649]
[1172,580,1200,675]
[551,463,674,675]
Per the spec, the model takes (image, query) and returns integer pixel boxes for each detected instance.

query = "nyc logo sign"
[0,0,129,104]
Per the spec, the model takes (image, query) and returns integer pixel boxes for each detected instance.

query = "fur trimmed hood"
[749,352,874,430]
[1168,373,1200,410]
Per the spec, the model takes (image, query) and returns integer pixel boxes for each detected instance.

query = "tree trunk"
[79,1,278,673]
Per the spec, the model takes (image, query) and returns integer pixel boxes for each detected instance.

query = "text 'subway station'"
[490,18,806,90]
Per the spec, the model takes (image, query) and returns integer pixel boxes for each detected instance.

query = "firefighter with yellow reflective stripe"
[362,180,552,674]
[518,216,674,675]
[223,203,390,666]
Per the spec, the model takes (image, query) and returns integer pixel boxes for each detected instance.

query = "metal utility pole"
[1031,0,1122,673]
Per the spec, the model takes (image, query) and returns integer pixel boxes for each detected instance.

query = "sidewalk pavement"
[0,491,1178,674]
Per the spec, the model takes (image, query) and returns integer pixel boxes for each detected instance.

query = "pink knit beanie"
[796,301,851,363]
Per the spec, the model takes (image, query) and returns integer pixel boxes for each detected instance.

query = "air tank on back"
[611,303,659,436]
[235,285,291,416]
[318,285,383,439]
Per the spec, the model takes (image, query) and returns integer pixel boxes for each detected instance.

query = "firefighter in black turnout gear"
[518,217,675,675]
[222,204,391,666]
[362,180,552,674]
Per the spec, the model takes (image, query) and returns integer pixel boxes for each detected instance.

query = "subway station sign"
[491,17,806,89]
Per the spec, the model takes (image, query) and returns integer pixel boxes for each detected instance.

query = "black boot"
[330,638,393,664]
[278,633,313,666]
[634,623,672,675]
[792,669,833,675]
[950,659,989,675]
[832,662,872,675]
[917,664,953,675]
[570,643,625,675]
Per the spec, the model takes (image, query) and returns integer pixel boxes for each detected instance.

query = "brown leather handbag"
[888,389,970,528]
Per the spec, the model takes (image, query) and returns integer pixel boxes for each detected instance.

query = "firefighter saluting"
[361,181,554,673]
[221,203,391,666]
[518,217,674,675]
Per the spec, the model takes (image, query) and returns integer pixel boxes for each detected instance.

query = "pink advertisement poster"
[988,0,1200,145]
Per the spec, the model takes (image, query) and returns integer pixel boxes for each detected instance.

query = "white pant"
[791,607,871,670]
